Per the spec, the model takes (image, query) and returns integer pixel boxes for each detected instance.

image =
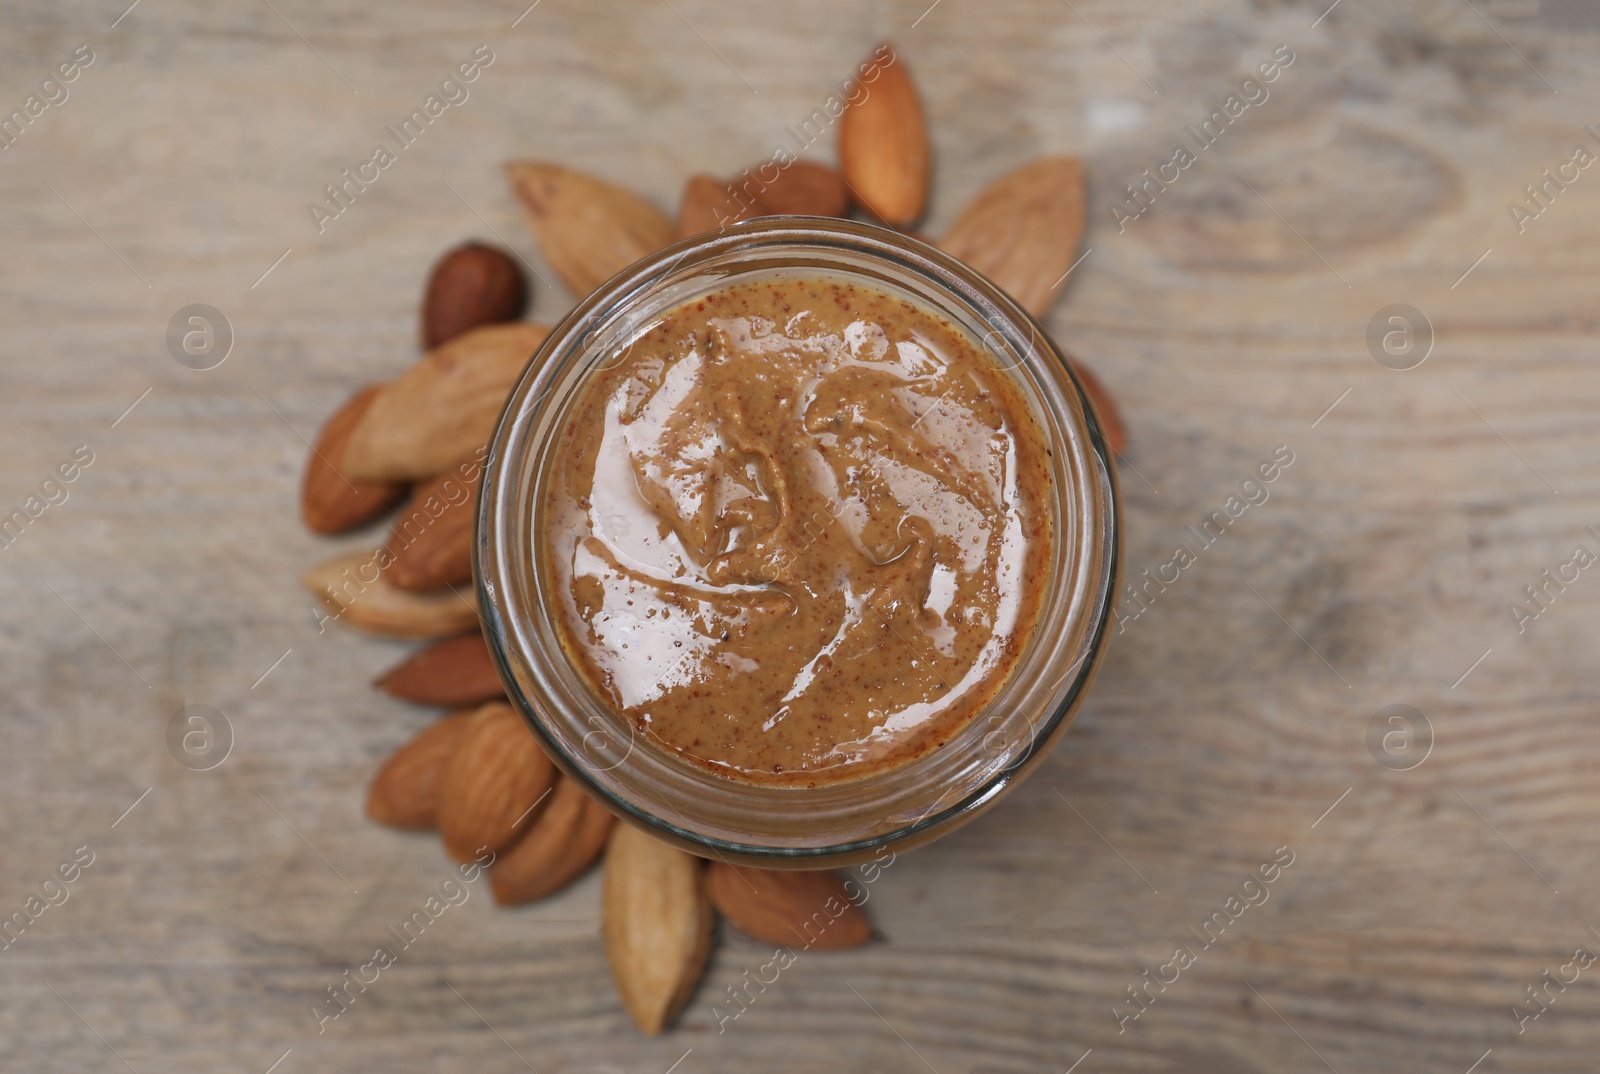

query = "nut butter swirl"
[545,277,1053,785]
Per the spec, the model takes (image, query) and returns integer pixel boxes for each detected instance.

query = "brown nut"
[422,241,530,349]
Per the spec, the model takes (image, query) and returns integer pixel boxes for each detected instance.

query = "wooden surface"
[4,1,1600,1070]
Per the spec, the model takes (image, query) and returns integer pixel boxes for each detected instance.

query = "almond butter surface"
[543,276,1055,785]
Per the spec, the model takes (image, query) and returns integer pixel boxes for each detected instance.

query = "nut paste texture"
[544,276,1053,785]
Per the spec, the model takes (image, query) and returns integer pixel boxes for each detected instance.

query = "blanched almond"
[341,323,551,482]
[437,702,555,864]
[505,162,674,298]
[302,550,479,639]
[939,156,1085,319]
[603,824,711,1034]
[705,863,870,950]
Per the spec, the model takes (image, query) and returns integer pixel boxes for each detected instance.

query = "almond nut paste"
[544,276,1053,786]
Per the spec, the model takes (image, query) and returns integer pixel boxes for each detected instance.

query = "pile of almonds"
[298,41,1123,1034]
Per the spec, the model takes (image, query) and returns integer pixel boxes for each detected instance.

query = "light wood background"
[3,0,1599,1070]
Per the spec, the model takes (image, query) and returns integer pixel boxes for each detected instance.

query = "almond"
[677,163,851,241]
[705,863,871,950]
[938,156,1085,319]
[1067,355,1128,456]
[384,464,482,591]
[437,702,555,864]
[491,776,616,905]
[676,173,749,240]
[422,241,529,349]
[375,631,504,707]
[838,43,929,227]
[302,550,479,639]
[602,824,711,1034]
[752,160,850,218]
[505,162,675,298]
[341,322,551,482]
[300,385,407,535]
[366,712,471,830]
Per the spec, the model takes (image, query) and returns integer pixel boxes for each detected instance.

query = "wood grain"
[1,0,1598,1070]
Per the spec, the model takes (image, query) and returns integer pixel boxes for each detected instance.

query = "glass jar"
[477,217,1118,867]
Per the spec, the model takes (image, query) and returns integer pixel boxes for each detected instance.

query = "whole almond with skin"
[603,824,712,1034]
[505,162,674,299]
[300,385,407,535]
[491,776,616,905]
[384,464,482,591]
[1066,355,1128,456]
[422,241,529,349]
[376,632,504,707]
[366,712,471,830]
[938,156,1085,319]
[437,702,556,864]
[751,160,850,218]
[302,550,479,639]
[676,173,749,240]
[705,863,871,950]
[839,43,929,227]
[342,322,551,482]
[677,163,851,241]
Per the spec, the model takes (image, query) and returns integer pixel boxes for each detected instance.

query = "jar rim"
[476,216,1119,866]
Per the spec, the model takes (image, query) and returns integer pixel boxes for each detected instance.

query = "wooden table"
[4,1,1598,1070]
